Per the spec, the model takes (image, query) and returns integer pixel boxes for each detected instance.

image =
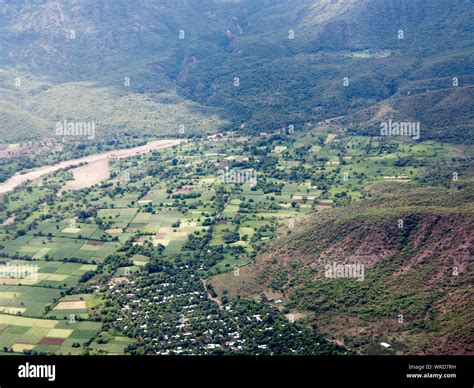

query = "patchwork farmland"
[0,128,467,354]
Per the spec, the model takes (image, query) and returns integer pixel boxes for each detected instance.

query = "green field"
[0,129,469,354]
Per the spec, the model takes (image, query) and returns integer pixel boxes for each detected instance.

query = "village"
[0,127,460,354]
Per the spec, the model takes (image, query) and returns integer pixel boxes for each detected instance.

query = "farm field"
[0,130,468,355]
[0,313,101,355]
[0,0,471,373]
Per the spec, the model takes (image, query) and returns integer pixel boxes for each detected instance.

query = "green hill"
[0,0,472,142]
[209,183,474,355]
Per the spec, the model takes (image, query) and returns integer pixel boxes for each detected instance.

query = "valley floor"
[0,127,471,355]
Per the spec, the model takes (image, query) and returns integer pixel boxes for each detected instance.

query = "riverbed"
[0,139,183,194]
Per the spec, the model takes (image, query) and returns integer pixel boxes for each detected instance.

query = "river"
[0,139,183,195]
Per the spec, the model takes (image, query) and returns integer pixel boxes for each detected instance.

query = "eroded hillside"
[209,184,474,355]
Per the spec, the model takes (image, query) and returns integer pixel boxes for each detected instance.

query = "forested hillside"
[1,0,473,142]
[209,183,474,354]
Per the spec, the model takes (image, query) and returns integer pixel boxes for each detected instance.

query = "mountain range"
[1,0,472,142]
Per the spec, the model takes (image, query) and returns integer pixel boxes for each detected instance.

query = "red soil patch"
[316,202,333,210]
[40,337,65,346]
[110,277,129,284]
